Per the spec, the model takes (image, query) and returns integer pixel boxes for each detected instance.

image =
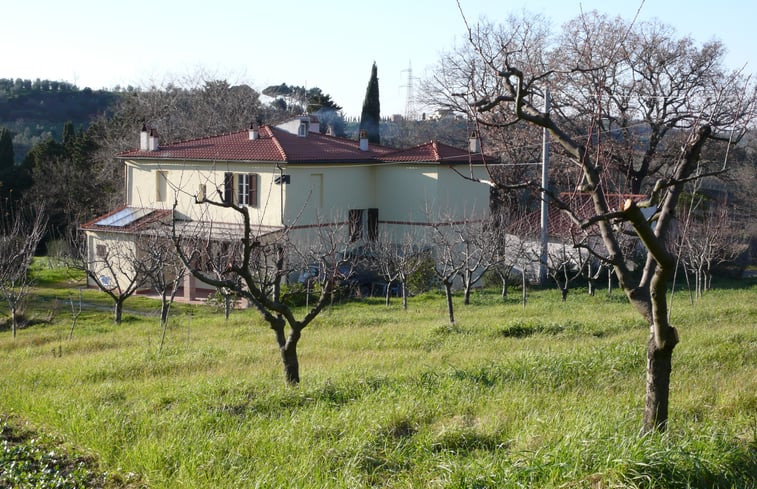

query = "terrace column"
[183,273,197,301]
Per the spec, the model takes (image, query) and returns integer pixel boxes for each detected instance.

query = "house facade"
[82,116,493,298]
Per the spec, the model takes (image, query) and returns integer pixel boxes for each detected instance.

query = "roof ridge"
[154,128,249,148]
[267,126,288,160]
[431,141,441,161]
[432,140,463,151]
[380,140,435,157]
[117,126,488,163]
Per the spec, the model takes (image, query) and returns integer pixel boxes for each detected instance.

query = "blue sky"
[3,0,755,118]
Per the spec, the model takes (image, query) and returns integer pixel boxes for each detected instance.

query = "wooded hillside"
[0,78,118,160]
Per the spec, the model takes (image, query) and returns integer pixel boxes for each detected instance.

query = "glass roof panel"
[95,207,153,227]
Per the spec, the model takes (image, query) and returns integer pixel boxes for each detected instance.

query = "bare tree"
[0,202,46,337]
[428,214,481,324]
[65,231,144,325]
[429,214,514,319]
[173,197,351,385]
[380,118,469,149]
[489,211,534,301]
[431,228,463,325]
[179,226,245,320]
[429,8,756,432]
[539,237,587,302]
[459,216,504,305]
[678,197,747,297]
[134,229,187,351]
[369,233,428,309]
[582,255,598,296]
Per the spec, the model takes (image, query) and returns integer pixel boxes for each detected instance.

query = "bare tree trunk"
[68,291,82,340]
[160,299,170,324]
[159,293,170,353]
[444,281,455,324]
[159,317,169,352]
[643,334,675,433]
[11,304,18,339]
[682,265,694,305]
[561,287,569,302]
[114,300,124,324]
[699,269,705,298]
[695,269,701,299]
[271,316,301,386]
[401,282,408,310]
[638,259,680,434]
[272,318,301,385]
[607,268,613,294]
[224,293,232,320]
[521,269,527,308]
[463,273,472,305]
[281,340,300,385]
[385,281,391,306]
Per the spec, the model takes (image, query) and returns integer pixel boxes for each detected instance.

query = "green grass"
[1,264,755,488]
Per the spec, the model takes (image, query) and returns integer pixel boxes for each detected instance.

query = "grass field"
[1,262,755,488]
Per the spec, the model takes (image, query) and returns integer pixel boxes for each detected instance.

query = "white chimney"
[139,124,149,151]
[359,130,369,151]
[249,123,259,140]
[468,130,481,154]
[148,128,159,151]
[326,124,335,136]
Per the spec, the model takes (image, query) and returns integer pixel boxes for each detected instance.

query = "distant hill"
[0,78,119,161]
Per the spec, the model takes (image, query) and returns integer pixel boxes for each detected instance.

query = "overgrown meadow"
[1,262,755,488]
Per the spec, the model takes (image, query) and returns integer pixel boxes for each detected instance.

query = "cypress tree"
[0,127,32,201]
[359,62,380,144]
[0,128,13,170]
[62,121,75,148]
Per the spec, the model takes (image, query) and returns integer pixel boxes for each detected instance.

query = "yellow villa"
[82,116,492,298]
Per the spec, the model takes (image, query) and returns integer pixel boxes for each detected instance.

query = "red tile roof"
[383,141,490,164]
[119,126,494,165]
[523,192,649,238]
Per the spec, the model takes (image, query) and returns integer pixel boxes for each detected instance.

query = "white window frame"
[237,174,251,206]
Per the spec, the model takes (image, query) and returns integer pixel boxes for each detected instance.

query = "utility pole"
[539,88,550,286]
